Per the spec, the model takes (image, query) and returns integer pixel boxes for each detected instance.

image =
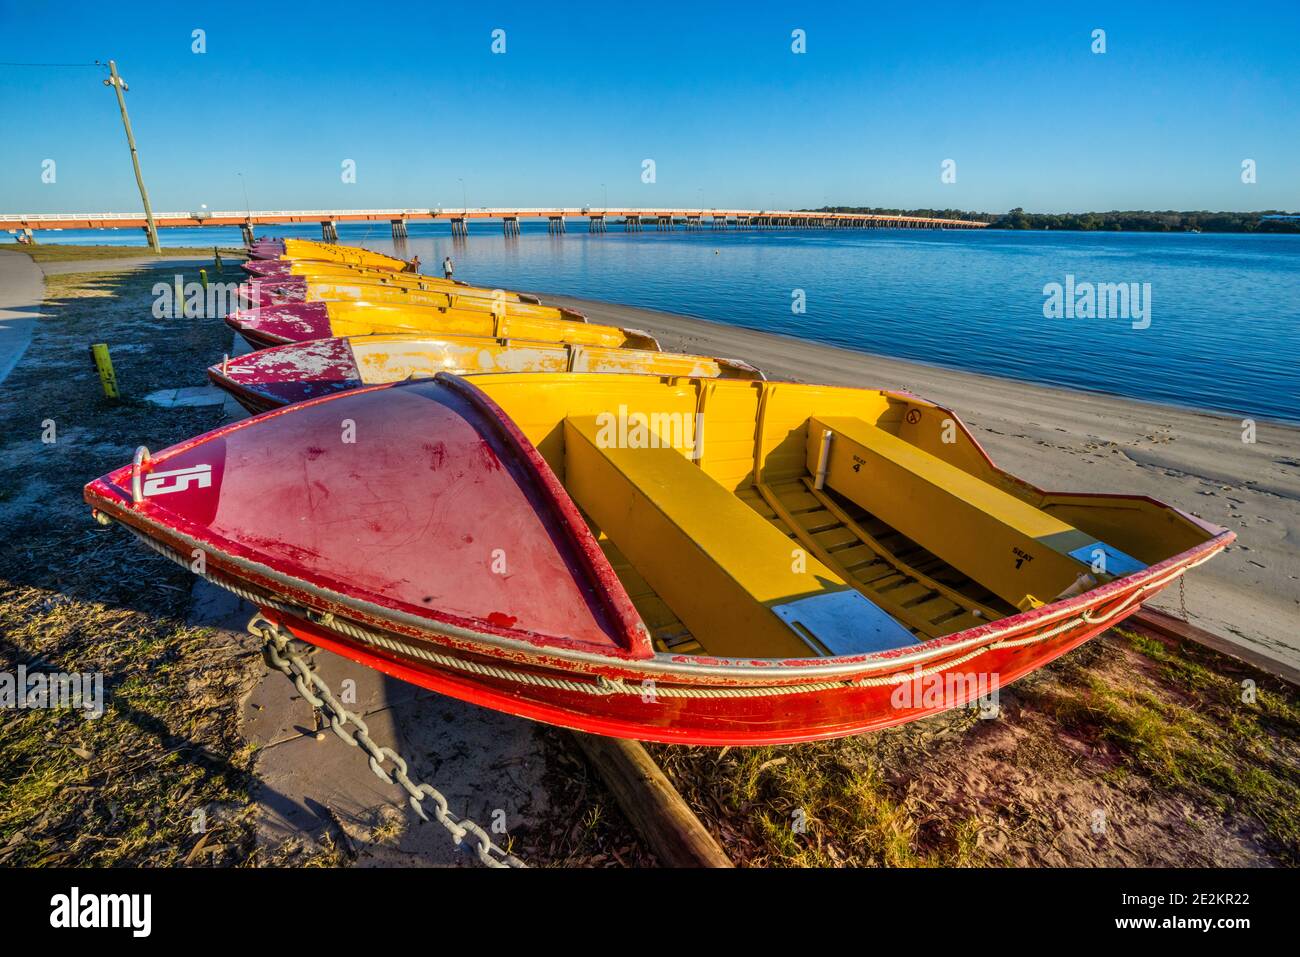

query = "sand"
[539,293,1300,677]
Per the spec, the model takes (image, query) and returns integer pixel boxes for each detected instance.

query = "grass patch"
[651,709,988,868]
[9,244,243,264]
[0,265,260,866]
[650,628,1299,867]
[1021,628,1300,861]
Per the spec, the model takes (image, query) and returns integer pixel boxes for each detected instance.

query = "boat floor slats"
[755,483,944,637]
[860,567,906,588]
[802,515,843,536]
[901,589,943,610]
[803,478,1010,622]
[662,636,704,653]
[907,596,951,619]
[779,491,823,514]
[591,527,698,654]
[752,477,1016,639]
[833,545,878,568]
[812,526,858,551]
[583,453,1013,654]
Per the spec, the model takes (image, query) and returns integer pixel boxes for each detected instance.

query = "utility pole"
[104,60,161,253]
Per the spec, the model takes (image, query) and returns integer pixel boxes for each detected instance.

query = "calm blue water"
[26,223,1300,422]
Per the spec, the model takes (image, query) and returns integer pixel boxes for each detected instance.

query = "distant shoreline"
[808,208,1300,233]
[10,214,1300,247]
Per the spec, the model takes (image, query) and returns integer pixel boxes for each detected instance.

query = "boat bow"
[85,374,653,662]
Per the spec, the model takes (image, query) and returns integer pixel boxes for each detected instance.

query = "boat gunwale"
[222,311,295,348]
[204,333,762,408]
[203,366,287,414]
[87,491,1230,686]
[84,373,1234,685]
[241,273,585,315]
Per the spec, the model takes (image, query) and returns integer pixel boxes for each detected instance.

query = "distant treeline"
[810,207,1300,233]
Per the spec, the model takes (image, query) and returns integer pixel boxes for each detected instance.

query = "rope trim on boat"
[127,526,1215,699]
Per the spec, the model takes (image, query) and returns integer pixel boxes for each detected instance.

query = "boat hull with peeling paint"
[247,238,413,271]
[208,334,763,413]
[241,260,540,303]
[239,277,586,324]
[225,301,658,352]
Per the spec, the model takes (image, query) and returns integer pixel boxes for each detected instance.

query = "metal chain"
[1179,575,1189,621]
[248,613,526,868]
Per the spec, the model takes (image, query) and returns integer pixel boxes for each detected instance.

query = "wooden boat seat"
[808,416,1145,610]
[564,415,917,659]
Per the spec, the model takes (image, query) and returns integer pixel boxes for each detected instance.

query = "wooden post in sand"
[570,732,733,867]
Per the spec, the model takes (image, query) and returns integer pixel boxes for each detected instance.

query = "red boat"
[246,240,285,260]
[243,259,309,278]
[208,335,763,413]
[242,259,475,287]
[236,277,586,323]
[224,302,654,352]
[85,373,1231,745]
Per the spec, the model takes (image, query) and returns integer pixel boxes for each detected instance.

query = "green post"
[199,268,209,293]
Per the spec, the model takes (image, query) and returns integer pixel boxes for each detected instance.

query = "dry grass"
[1026,628,1300,857]
[11,244,242,264]
[0,266,260,866]
[648,629,1299,867]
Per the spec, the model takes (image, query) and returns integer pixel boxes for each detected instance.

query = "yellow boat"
[246,263,537,304]
[92,371,1230,744]
[467,372,1227,644]
[251,238,412,272]
[244,259,536,302]
[241,276,585,323]
[225,300,661,351]
[207,334,763,412]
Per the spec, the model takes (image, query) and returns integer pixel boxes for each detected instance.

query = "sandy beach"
[539,292,1300,678]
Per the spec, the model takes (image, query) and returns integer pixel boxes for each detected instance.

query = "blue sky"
[1,0,1296,214]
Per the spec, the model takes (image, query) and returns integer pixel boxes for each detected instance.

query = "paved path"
[0,251,245,385]
[0,249,43,385]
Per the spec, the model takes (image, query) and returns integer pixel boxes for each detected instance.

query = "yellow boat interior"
[347,335,761,382]
[318,301,661,351]
[468,373,1220,660]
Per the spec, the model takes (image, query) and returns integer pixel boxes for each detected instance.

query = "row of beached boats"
[84,238,1232,745]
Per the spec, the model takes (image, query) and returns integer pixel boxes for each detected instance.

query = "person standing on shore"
[443,256,454,280]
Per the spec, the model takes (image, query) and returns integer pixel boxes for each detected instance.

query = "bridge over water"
[1,207,989,243]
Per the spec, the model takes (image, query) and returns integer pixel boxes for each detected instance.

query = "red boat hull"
[85,375,1232,746]
[261,589,1146,745]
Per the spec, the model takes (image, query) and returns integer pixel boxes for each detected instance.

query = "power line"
[0,61,104,68]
